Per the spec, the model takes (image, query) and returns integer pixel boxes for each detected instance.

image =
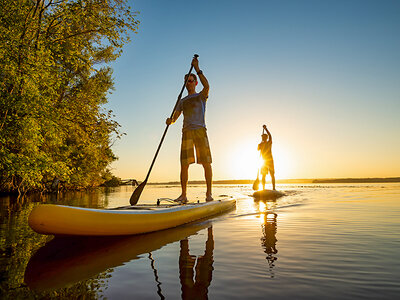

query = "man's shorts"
[181,127,212,165]
[261,159,275,175]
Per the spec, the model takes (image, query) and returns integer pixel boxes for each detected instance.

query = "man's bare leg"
[262,174,266,190]
[175,163,189,203]
[203,163,213,201]
[271,172,276,190]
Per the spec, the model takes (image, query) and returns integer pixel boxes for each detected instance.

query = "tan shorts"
[261,160,275,175]
[181,128,212,165]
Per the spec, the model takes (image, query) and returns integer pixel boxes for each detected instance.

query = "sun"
[229,143,263,180]
[228,141,294,180]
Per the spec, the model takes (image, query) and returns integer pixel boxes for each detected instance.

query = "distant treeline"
[148,177,400,185]
[0,1,139,194]
[312,177,400,183]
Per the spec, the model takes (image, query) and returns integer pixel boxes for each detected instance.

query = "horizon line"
[135,176,400,185]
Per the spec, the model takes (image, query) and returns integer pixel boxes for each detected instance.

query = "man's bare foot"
[173,195,188,204]
[206,194,214,202]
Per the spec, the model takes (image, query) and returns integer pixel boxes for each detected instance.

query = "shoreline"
[147,177,400,185]
[2,177,399,196]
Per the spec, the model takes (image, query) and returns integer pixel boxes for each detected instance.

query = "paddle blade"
[130,180,147,205]
[252,178,260,191]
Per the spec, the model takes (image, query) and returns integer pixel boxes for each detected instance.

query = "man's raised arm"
[192,57,209,98]
[263,125,272,142]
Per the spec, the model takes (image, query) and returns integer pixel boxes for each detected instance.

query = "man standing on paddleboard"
[258,125,276,190]
[166,57,213,203]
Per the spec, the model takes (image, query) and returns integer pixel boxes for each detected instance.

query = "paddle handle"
[143,54,199,182]
[169,54,199,119]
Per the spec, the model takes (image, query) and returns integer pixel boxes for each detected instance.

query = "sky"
[105,0,400,182]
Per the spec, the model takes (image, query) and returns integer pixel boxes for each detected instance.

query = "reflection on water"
[148,252,165,299]
[24,221,211,291]
[261,213,278,277]
[1,184,400,299]
[24,223,216,299]
[145,226,216,300]
[179,226,214,299]
[255,200,278,278]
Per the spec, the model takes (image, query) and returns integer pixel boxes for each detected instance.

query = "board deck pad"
[113,196,233,210]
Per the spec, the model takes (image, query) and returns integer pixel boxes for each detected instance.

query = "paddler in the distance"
[257,125,276,191]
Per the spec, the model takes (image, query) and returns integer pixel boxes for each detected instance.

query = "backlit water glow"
[1,183,399,299]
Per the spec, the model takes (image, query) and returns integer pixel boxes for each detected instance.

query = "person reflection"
[179,226,214,299]
[260,212,278,277]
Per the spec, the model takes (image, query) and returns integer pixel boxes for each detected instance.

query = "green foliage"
[101,168,122,187]
[0,0,139,193]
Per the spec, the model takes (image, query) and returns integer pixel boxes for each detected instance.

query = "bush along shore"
[0,1,139,195]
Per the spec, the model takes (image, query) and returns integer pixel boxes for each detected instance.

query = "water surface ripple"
[1,183,399,299]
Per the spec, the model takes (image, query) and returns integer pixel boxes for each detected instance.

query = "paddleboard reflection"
[24,221,211,291]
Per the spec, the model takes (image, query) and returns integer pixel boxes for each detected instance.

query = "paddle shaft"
[254,126,267,190]
[143,55,198,183]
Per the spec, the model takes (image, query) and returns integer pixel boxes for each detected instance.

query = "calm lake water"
[1,183,400,299]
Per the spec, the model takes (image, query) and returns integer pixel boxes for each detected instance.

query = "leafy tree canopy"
[0,0,139,193]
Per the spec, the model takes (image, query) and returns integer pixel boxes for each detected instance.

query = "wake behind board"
[253,189,285,200]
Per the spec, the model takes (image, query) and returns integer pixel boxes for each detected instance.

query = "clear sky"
[106,0,400,182]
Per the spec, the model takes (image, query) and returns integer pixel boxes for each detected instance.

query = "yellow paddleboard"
[28,199,236,236]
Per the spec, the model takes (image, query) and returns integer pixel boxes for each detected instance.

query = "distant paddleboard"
[253,189,285,200]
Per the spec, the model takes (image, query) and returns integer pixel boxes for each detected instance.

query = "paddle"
[130,54,199,205]
[253,126,267,191]
[252,169,260,191]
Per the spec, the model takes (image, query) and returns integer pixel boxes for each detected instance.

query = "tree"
[0,0,139,193]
